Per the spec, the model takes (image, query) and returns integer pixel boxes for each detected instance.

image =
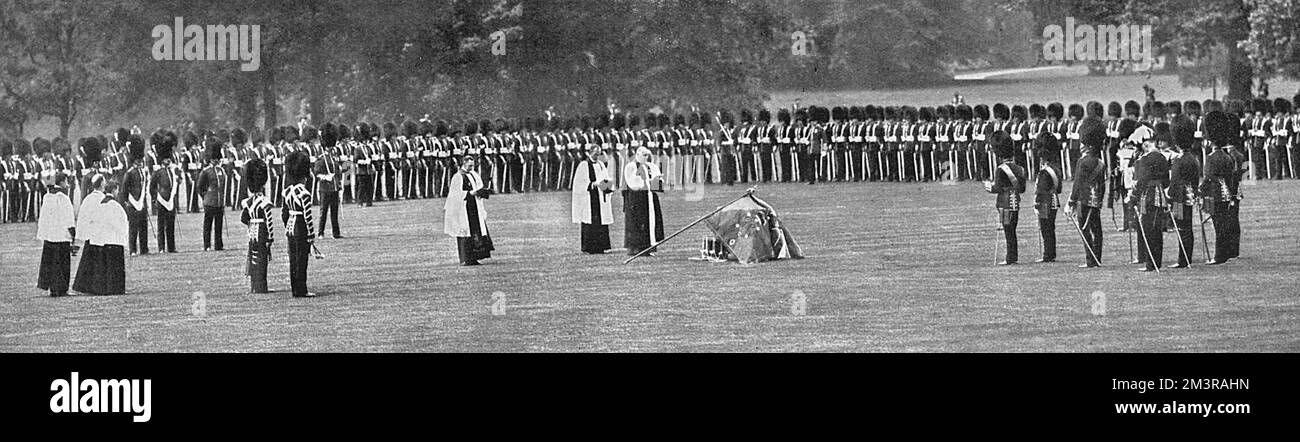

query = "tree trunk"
[196,85,213,133]
[1162,49,1178,72]
[1226,43,1253,101]
[234,76,259,132]
[60,116,71,140]
[261,50,277,130]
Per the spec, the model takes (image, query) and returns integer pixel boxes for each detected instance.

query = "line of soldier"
[3,93,1297,227]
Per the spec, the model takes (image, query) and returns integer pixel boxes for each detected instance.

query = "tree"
[0,0,121,138]
[1242,0,1299,94]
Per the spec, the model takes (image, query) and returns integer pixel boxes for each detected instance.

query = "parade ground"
[3,178,1297,352]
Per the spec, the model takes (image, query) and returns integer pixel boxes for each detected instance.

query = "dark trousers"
[1078,206,1103,266]
[203,206,224,250]
[156,210,176,252]
[318,191,340,237]
[1137,209,1165,270]
[719,154,737,185]
[1228,203,1240,258]
[1038,208,1057,261]
[1211,204,1233,263]
[356,174,374,206]
[127,207,149,254]
[288,235,310,297]
[757,148,773,182]
[248,241,270,293]
[739,151,755,183]
[1001,209,1019,263]
[799,151,817,184]
[1172,205,1194,266]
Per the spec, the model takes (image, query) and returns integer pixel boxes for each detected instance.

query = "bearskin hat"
[54,137,71,155]
[670,113,684,127]
[463,120,478,135]
[1046,103,1064,120]
[382,122,398,140]
[33,137,51,155]
[243,158,268,189]
[1078,116,1107,148]
[231,128,248,147]
[434,120,448,137]
[1082,102,1100,119]
[901,106,917,121]
[204,136,223,161]
[1166,100,1182,117]
[992,103,1009,120]
[1225,99,1244,117]
[417,120,434,136]
[1204,111,1237,146]
[657,113,671,128]
[1294,93,1300,110]
[114,128,131,147]
[321,123,338,148]
[0,138,12,157]
[79,137,102,164]
[830,106,846,122]
[814,106,831,123]
[847,106,863,121]
[150,131,169,158]
[282,126,300,143]
[402,120,419,138]
[863,105,879,121]
[757,109,771,123]
[1274,98,1292,115]
[1011,104,1027,121]
[973,104,989,120]
[1252,98,1270,114]
[699,112,712,126]
[1070,103,1086,119]
[284,151,312,182]
[337,123,353,140]
[1171,116,1197,150]
[688,112,701,128]
[12,138,30,156]
[1030,103,1047,119]
[794,108,808,123]
[1107,101,1123,118]
[1034,131,1062,159]
[1153,122,1173,147]
[480,119,495,133]
[956,105,972,121]
[628,114,641,128]
[368,123,381,140]
[304,125,321,143]
[739,109,753,124]
[642,113,657,129]
[915,107,931,122]
[935,106,950,120]
[612,113,626,130]
[990,131,1015,159]
[125,134,145,162]
[1206,99,1223,113]
[1184,100,1202,116]
[1124,100,1141,118]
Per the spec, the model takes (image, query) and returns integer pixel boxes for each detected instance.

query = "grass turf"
[2,178,1297,352]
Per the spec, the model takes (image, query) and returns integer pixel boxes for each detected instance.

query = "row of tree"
[1,0,1296,141]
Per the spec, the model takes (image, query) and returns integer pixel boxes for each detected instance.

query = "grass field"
[768,67,1300,109]
[2,177,1298,352]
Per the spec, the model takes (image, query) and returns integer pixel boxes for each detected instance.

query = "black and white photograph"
[1,0,1297,427]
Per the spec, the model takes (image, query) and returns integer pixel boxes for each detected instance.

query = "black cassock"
[622,163,664,255]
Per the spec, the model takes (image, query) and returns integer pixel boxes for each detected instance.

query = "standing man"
[121,135,150,256]
[1032,132,1063,263]
[985,131,1027,265]
[1200,110,1237,265]
[149,131,180,253]
[1129,124,1170,272]
[1168,117,1201,268]
[315,124,343,239]
[241,158,274,294]
[1068,115,1108,268]
[282,151,316,297]
[36,170,76,297]
[196,137,227,251]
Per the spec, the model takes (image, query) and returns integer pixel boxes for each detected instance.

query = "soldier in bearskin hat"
[985,130,1027,265]
[1068,115,1108,268]
[239,158,274,294]
[120,134,150,256]
[196,136,227,251]
[149,131,181,253]
[1033,129,1064,263]
[1168,115,1201,268]
[282,150,316,297]
[315,123,344,239]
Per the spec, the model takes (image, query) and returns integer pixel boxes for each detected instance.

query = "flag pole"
[623,186,756,265]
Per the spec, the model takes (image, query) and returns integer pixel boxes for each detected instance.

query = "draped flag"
[702,194,803,264]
